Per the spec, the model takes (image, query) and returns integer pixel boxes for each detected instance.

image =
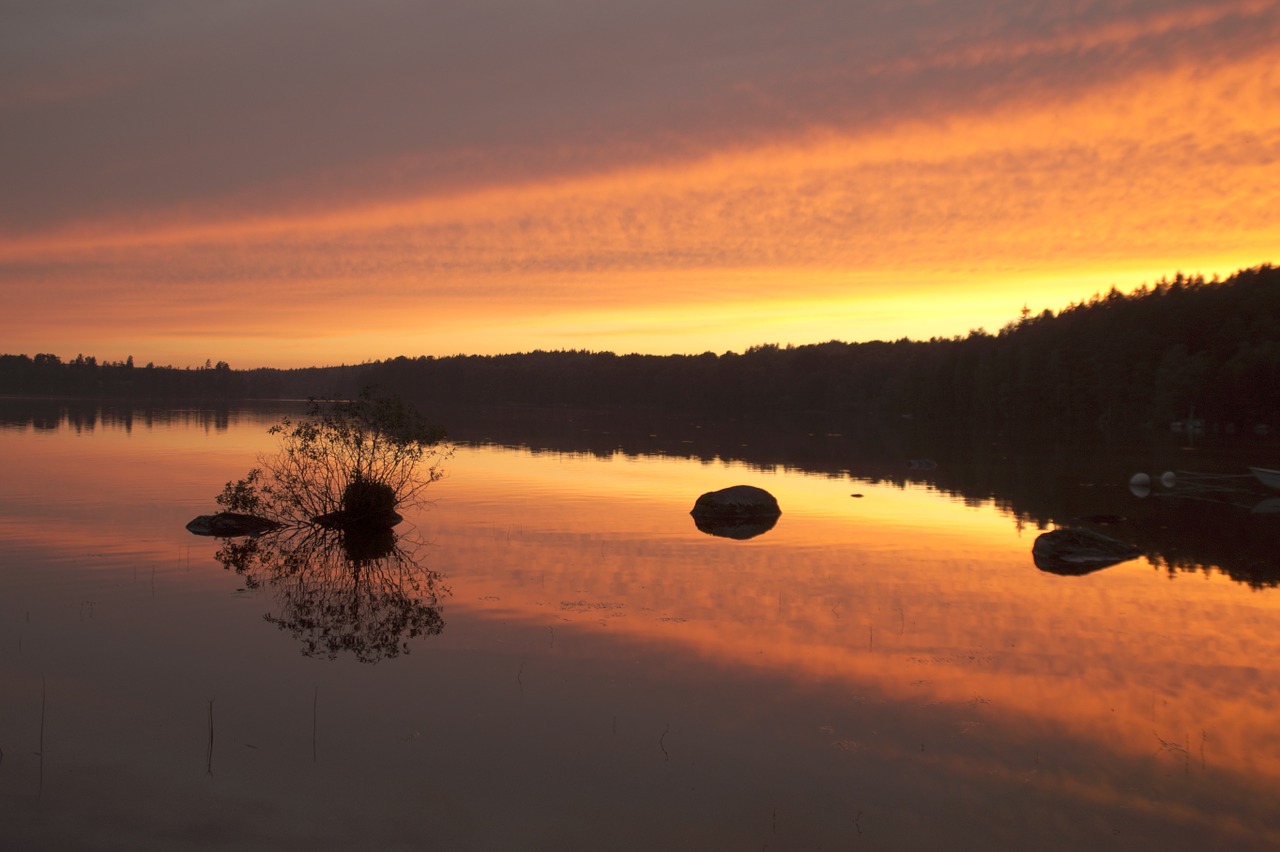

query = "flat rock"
[186,512,282,537]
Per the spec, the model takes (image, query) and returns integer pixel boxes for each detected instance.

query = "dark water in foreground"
[2,402,1279,850]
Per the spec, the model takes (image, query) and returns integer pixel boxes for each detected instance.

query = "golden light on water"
[5,409,1280,844]
[422,446,1280,788]
[16,408,1280,792]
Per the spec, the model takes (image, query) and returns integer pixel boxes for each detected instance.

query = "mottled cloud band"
[2,0,1277,365]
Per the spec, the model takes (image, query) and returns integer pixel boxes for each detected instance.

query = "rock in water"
[1032,528,1142,575]
[691,485,782,519]
[690,485,781,539]
[186,512,282,537]
[696,483,773,516]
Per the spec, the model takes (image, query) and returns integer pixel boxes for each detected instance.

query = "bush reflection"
[214,526,447,663]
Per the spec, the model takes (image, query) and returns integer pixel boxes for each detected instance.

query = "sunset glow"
[2,1,1277,367]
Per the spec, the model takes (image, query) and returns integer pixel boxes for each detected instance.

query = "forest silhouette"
[3,264,1277,438]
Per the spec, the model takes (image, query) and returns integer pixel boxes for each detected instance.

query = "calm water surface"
[2,405,1279,850]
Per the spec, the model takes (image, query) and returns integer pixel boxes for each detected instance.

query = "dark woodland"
[4,265,1278,437]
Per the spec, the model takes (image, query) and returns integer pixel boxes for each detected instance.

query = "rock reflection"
[691,514,779,540]
[213,526,447,663]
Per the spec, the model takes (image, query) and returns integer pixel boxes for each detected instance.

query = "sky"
[1,0,1277,369]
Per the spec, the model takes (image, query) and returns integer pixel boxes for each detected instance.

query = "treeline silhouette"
[3,264,1277,436]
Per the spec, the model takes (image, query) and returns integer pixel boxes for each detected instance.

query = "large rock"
[690,485,781,539]
[1032,528,1142,575]
[186,512,283,537]
[692,484,781,518]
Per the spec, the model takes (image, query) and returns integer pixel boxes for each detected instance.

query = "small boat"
[1249,467,1280,491]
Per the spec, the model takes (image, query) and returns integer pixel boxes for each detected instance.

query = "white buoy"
[1160,471,1177,488]
[1129,472,1151,498]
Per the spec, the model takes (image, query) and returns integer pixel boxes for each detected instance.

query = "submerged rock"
[186,512,282,537]
[1032,528,1142,575]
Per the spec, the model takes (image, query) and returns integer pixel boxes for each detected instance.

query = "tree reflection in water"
[213,526,447,663]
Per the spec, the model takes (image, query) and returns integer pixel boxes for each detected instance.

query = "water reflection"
[431,442,1280,825]
[0,397,297,433]
[429,404,1280,588]
[690,513,778,539]
[6,397,1278,587]
[5,403,1280,848]
[212,525,447,663]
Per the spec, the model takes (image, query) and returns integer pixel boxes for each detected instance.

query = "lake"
[2,401,1279,850]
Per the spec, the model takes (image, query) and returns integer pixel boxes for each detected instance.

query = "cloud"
[4,0,1276,233]
[6,44,1274,276]
[1,1,1277,365]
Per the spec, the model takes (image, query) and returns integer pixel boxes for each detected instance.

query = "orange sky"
[1,1,1277,368]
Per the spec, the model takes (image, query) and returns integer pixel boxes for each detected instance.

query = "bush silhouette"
[342,477,397,518]
[217,387,449,527]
